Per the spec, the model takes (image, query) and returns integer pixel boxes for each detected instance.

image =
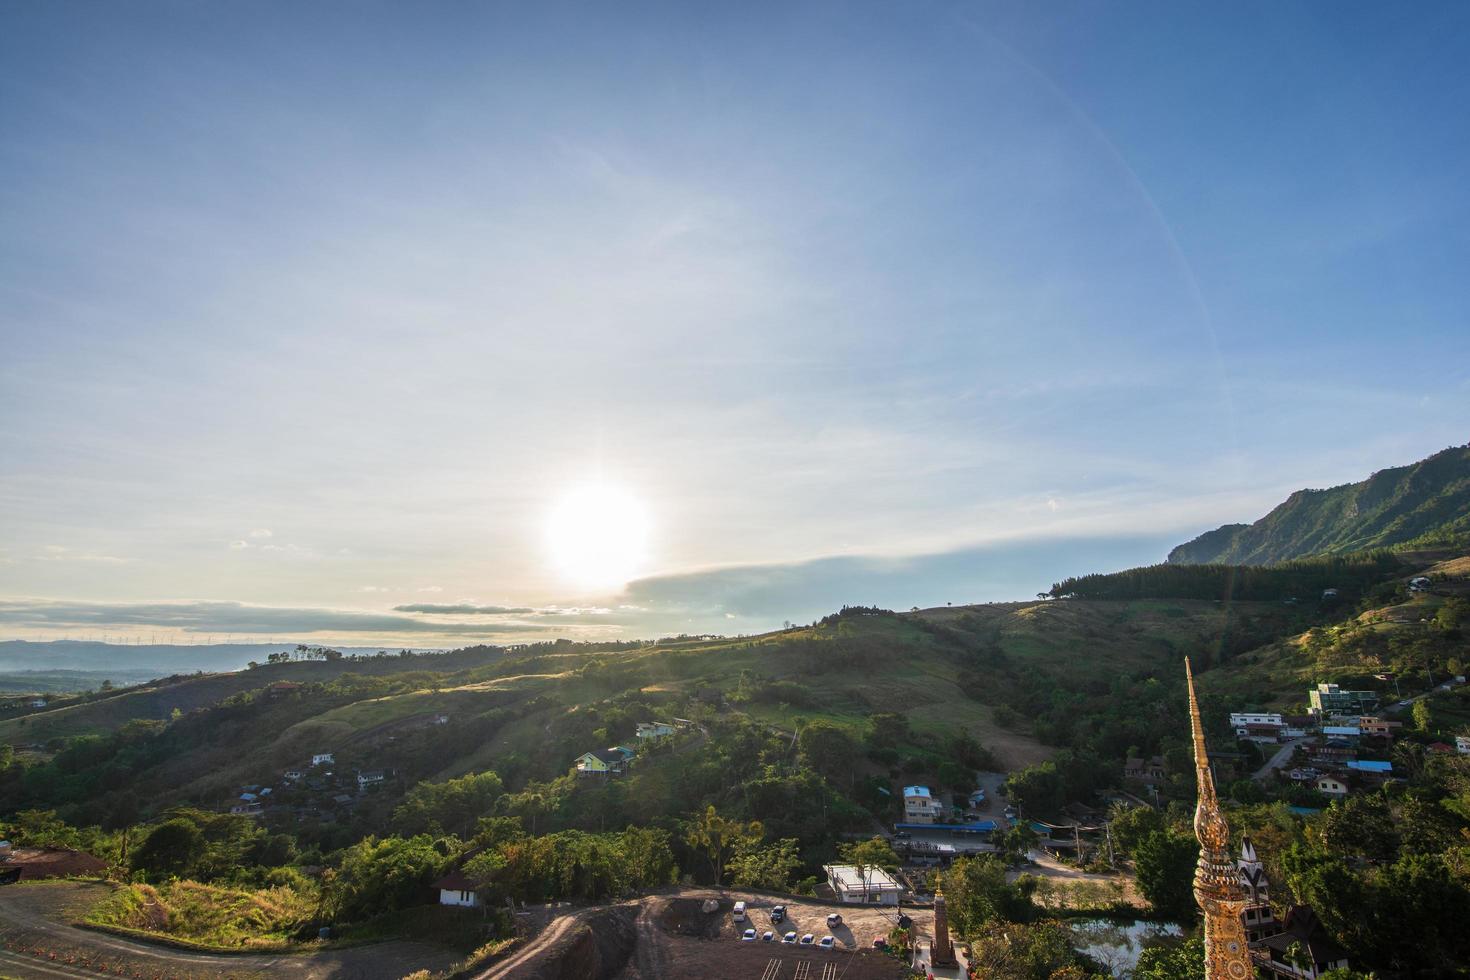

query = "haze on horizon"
[3,2,1468,649]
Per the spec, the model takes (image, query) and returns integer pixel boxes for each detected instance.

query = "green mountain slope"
[1168,444,1470,565]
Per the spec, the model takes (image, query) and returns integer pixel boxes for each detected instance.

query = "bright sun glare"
[546,484,651,592]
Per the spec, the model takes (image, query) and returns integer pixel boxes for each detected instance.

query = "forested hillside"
[1168,444,1470,565]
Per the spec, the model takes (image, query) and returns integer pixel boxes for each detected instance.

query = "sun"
[546,484,651,592]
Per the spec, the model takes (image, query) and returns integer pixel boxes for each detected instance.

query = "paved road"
[1253,738,1308,781]
[0,881,455,979]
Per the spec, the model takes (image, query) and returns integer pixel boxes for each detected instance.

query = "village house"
[635,721,677,740]
[1456,734,1470,755]
[574,746,635,777]
[1230,711,1286,741]
[823,864,902,905]
[1308,739,1356,765]
[356,769,386,789]
[434,869,482,907]
[902,785,946,824]
[1123,756,1167,782]
[311,752,334,766]
[1256,906,1352,978]
[1237,841,1354,978]
[283,769,304,782]
[1358,716,1402,739]
[230,801,264,817]
[1315,775,1349,797]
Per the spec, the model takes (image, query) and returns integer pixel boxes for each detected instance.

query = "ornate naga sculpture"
[1186,657,1254,980]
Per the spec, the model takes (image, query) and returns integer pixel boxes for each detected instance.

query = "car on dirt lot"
[741,928,756,941]
[826,912,842,927]
[800,933,815,945]
[770,905,786,922]
[819,936,836,949]
[762,931,774,942]
[782,932,798,944]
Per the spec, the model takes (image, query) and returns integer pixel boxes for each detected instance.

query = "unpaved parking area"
[681,889,920,949]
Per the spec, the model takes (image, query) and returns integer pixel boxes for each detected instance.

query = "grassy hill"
[1169,444,1470,565]
[0,591,1336,837]
[0,648,509,746]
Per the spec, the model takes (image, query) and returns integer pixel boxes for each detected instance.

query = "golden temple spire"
[1185,657,1253,980]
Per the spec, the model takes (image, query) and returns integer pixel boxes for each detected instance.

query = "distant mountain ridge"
[1168,444,1470,565]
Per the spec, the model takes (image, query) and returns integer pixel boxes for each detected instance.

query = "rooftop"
[823,864,900,889]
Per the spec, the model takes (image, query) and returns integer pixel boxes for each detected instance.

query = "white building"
[1230,712,1286,742]
[823,864,901,905]
[1315,775,1348,797]
[434,870,481,907]
[903,785,945,824]
[1456,735,1470,756]
[311,753,334,766]
[636,722,676,740]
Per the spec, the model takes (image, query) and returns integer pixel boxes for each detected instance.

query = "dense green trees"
[392,770,504,837]
[1133,829,1197,921]
[936,855,1035,934]
[683,804,763,885]
[727,837,802,890]
[1133,937,1204,980]
[964,920,1101,979]
[324,834,452,921]
[132,818,205,876]
[463,827,675,903]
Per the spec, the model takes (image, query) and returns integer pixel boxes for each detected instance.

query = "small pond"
[1067,918,1184,977]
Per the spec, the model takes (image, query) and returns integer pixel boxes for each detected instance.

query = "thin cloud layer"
[392,603,537,615]
[0,599,552,637]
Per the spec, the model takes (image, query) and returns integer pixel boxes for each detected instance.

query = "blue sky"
[2,1,1467,646]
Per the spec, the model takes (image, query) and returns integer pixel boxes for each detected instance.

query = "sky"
[2,1,1468,649]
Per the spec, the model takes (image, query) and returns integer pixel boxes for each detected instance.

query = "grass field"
[85,880,315,949]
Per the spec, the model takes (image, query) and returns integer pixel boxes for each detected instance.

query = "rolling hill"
[1168,444,1470,565]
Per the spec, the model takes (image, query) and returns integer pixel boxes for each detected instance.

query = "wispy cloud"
[392,603,536,615]
[0,599,555,636]
[35,546,133,563]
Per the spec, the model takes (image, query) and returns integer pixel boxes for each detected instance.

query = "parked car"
[741,928,756,941]
[819,936,836,949]
[827,913,843,927]
[782,932,798,944]
[800,933,815,945]
[770,905,786,922]
[733,901,747,921]
[762,931,774,942]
